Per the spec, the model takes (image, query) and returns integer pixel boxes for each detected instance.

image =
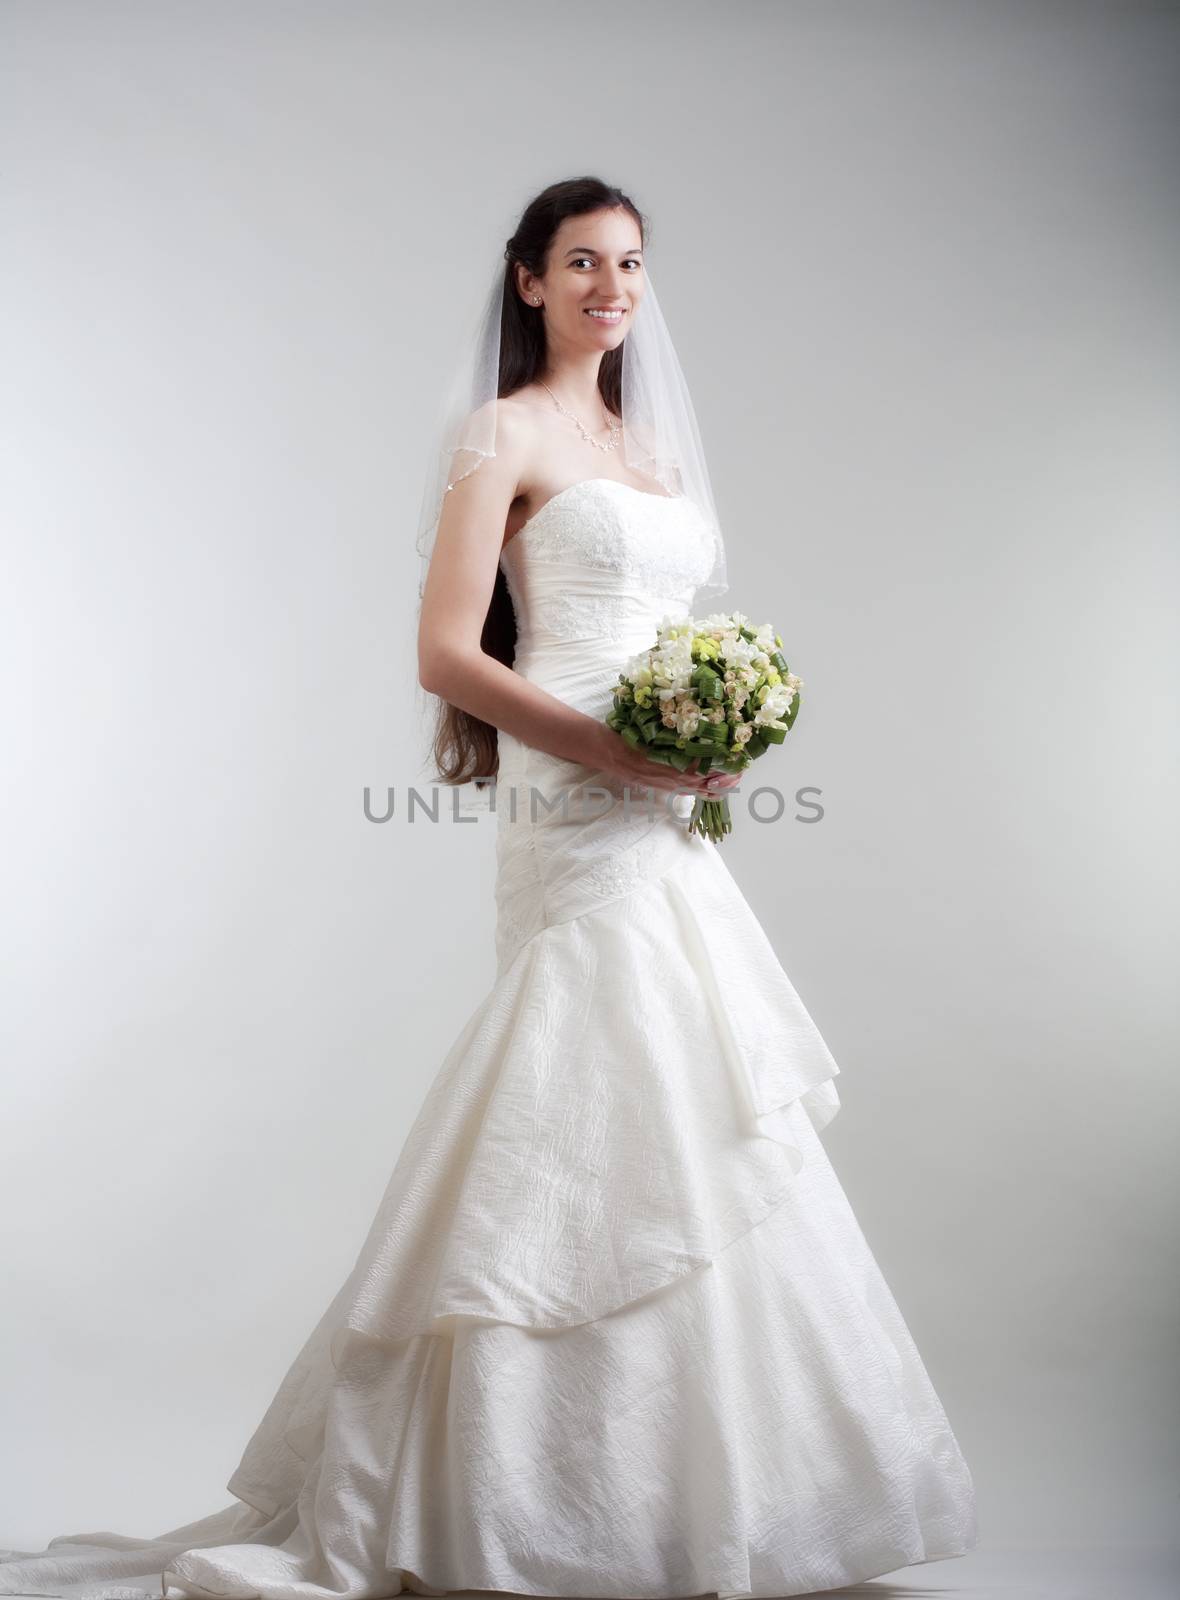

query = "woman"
[0,176,977,1599]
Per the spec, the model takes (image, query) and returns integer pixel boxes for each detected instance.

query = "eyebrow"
[563,245,643,256]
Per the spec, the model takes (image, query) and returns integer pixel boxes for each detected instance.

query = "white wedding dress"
[0,477,977,1600]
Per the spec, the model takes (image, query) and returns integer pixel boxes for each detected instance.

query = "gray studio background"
[2,2,1177,1594]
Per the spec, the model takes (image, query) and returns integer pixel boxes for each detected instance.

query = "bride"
[0,176,977,1600]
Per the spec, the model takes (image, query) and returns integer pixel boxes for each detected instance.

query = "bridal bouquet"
[605,611,803,844]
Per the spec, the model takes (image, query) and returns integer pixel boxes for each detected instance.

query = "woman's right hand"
[591,724,742,799]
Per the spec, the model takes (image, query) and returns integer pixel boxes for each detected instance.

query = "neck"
[541,351,609,423]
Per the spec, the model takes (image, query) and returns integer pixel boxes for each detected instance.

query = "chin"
[583,325,629,348]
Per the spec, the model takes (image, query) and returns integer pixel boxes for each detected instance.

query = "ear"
[513,262,540,308]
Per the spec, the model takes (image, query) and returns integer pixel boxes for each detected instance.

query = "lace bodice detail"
[499,477,715,646]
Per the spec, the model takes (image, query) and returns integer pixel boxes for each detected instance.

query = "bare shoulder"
[495,390,576,496]
[493,393,538,445]
[488,395,545,493]
[435,397,527,501]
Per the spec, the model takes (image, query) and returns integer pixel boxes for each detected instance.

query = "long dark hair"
[421,175,648,786]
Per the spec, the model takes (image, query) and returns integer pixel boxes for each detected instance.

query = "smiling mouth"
[584,308,626,322]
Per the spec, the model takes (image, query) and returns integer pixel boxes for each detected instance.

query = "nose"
[595,269,629,301]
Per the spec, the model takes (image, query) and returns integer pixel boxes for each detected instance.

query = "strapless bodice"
[498,477,716,714]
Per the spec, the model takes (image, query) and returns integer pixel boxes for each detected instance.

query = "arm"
[417,404,608,769]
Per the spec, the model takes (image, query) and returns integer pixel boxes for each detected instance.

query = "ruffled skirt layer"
[0,1109,975,1598]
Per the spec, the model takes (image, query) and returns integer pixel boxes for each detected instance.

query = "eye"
[571,257,643,270]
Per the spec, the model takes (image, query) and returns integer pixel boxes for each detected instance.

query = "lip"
[584,306,627,319]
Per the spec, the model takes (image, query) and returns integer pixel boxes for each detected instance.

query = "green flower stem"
[687,795,732,843]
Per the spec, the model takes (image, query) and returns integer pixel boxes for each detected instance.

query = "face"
[517,207,646,354]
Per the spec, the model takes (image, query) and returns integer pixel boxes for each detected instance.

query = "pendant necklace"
[540,381,621,454]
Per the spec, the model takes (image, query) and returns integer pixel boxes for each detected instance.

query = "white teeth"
[586,308,624,319]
